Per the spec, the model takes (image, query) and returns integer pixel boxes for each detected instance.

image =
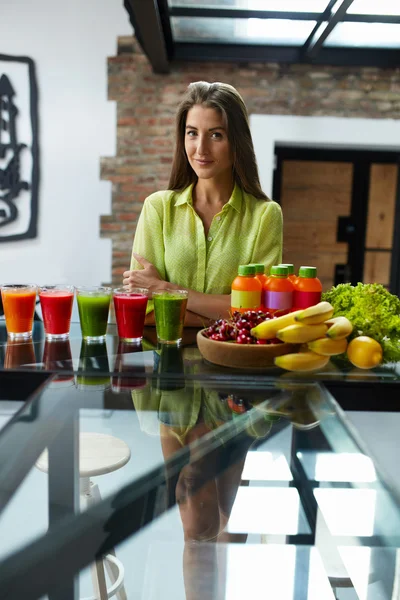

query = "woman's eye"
[211,132,223,139]
[187,130,196,137]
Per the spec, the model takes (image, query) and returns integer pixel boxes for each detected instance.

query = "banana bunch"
[250,301,354,373]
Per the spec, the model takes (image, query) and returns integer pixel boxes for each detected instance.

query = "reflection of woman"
[123,81,282,325]
[132,347,276,599]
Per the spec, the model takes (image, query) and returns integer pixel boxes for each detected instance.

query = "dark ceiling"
[124,0,400,73]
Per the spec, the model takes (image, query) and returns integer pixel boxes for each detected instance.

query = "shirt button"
[208,236,213,241]
[216,216,221,221]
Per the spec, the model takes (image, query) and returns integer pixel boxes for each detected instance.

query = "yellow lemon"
[347,336,383,369]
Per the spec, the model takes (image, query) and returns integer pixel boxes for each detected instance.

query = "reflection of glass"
[39,285,74,340]
[155,344,185,392]
[113,288,148,343]
[43,339,74,383]
[76,340,110,390]
[153,290,188,344]
[4,340,36,369]
[111,341,147,392]
[76,286,111,342]
[1,284,37,340]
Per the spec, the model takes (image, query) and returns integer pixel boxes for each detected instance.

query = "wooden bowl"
[197,329,298,371]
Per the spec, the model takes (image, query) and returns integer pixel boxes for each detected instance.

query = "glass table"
[0,321,399,599]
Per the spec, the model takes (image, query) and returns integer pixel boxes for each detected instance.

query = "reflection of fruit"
[308,337,348,356]
[325,316,353,340]
[274,351,329,372]
[346,368,379,382]
[277,323,328,344]
[251,310,302,339]
[295,301,334,325]
[347,336,382,369]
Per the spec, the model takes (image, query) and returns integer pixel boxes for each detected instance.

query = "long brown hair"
[168,81,268,200]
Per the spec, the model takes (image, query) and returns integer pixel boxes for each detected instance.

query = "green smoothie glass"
[153,289,188,344]
[76,286,111,342]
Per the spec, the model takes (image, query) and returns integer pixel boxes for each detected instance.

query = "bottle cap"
[248,263,265,274]
[270,265,288,277]
[279,263,294,275]
[299,266,317,278]
[238,265,256,276]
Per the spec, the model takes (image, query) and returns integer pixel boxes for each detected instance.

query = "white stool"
[37,432,131,600]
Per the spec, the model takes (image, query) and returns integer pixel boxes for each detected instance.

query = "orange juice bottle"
[249,264,268,286]
[293,266,322,310]
[280,263,297,285]
[264,265,294,315]
[231,265,262,314]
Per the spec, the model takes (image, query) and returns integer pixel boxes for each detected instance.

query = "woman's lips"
[195,159,213,166]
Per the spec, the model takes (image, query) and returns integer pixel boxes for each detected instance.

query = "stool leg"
[89,481,127,600]
[91,559,108,600]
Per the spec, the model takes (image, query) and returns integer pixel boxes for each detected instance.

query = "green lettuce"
[322,283,400,363]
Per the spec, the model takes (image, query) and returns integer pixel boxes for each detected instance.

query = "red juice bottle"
[292,266,322,310]
[264,265,294,315]
[231,265,262,314]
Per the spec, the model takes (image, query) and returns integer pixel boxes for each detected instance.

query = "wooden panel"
[283,221,348,253]
[281,190,351,222]
[281,160,353,291]
[363,251,391,285]
[365,164,398,249]
[282,160,353,188]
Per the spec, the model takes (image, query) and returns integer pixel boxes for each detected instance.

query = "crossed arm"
[122,253,231,326]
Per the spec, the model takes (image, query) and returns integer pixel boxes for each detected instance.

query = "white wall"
[250,114,400,198]
[0,0,132,286]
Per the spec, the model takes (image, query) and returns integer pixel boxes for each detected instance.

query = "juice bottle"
[264,265,293,315]
[280,263,297,285]
[293,266,322,310]
[231,265,262,313]
[252,264,268,286]
[251,264,268,311]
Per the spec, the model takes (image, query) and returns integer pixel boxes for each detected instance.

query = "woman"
[123,81,282,326]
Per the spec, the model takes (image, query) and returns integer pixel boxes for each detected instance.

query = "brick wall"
[101,35,400,285]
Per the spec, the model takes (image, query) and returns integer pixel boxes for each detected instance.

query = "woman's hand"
[123,253,166,294]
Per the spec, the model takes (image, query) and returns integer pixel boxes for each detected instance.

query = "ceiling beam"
[304,0,355,59]
[170,8,322,21]
[170,5,400,24]
[124,0,170,73]
[173,42,400,68]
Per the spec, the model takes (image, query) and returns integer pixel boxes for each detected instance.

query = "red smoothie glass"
[113,288,149,343]
[39,285,74,341]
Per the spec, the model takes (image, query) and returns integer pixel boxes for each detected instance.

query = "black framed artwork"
[0,54,39,241]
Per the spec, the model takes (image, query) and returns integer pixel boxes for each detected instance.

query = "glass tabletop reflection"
[1,321,400,598]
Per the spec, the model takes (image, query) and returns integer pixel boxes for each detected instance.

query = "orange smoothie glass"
[1,284,37,340]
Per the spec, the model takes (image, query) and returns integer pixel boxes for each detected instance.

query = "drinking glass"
[39,285,74,341]
[113,287,148,343]
[153,290,188,344]
[1,284,37,340]
[76,286,111,342]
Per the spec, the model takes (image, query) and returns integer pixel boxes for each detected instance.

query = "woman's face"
[184,104,233,182]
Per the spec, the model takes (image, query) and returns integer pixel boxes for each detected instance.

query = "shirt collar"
[174,185,194,207]
[174,182,242,213]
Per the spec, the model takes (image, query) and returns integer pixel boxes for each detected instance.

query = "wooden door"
[280,160,353,291]
[363,163,398,288]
